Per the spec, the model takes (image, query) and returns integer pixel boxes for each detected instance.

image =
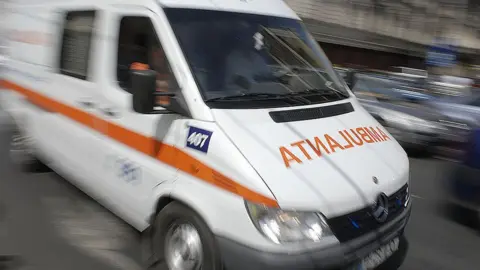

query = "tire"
[8,122,45,172]
[148,202,223,270]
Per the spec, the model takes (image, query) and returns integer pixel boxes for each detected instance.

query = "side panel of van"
[82,4,185,229]
[3,3,182,230]
[2,7,58,159]
[4,6,111,199]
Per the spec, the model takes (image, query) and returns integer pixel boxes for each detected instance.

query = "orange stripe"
[1,79,279,207]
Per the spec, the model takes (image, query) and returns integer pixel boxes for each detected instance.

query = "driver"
[150,45,171,106]
[223,22,272,90]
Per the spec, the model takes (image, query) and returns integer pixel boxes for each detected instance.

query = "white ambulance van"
[1,0,411,269]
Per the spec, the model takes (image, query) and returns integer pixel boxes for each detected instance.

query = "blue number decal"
[186,126,213,153]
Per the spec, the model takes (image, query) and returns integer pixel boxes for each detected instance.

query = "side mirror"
[131,69,176,114]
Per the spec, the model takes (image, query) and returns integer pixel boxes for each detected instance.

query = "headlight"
[404,185,410,207]
[245,201,333,244]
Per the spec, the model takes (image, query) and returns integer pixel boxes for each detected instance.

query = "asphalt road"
[1,122,480,270]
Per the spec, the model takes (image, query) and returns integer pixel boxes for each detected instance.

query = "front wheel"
[8,124,44,171]
[148,202,223,270]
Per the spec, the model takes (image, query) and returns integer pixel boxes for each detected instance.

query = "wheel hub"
[165,223,203,270]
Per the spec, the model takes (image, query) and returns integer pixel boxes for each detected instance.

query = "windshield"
[164,8,349,108]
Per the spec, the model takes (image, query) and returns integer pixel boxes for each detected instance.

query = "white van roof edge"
[9,0,300,20]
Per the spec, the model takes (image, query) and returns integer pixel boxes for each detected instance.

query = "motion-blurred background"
[283,0,480,161]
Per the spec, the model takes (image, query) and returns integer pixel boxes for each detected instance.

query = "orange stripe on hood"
[1,80,279,207]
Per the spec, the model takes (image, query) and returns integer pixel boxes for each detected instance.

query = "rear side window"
[59,11,96,80]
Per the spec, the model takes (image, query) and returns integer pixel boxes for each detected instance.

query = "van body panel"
[159,0,300,20]
[212,99,409,217]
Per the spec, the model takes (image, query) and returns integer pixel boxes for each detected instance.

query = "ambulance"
[0,0,411,269]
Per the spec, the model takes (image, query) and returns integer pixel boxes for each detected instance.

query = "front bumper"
[218,204,411,270]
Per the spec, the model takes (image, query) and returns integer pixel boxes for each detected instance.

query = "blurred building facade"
[286,0,480,76]
[0,0,478,77]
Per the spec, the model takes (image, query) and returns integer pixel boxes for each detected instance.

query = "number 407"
[187,132,209,147]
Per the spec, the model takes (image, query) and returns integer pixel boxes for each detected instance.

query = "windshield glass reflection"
[165,8,348,104]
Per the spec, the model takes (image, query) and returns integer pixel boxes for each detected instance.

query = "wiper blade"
[301,88,350,98]
[205,89,349,103]
[205,92,289,102]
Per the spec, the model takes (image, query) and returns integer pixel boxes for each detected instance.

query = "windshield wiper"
[205,92,296,102]
[299,87,350,99]
[205,88,349,103]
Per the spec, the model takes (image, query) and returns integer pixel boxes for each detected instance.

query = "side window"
[116,16,178,96]
[59,11,96,80]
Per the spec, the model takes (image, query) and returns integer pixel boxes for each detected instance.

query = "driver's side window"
[116,15,178,99]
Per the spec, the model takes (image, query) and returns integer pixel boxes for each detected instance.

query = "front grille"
[327,184,408,243]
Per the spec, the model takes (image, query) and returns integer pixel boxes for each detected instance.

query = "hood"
[212,99,409,217]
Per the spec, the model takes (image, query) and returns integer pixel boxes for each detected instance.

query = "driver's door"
[90,5,184,229]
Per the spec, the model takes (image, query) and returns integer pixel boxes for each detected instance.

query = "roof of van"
[9,0,300,20]
[159,0,299,19]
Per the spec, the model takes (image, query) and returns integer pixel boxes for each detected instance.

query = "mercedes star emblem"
[371,193,389,223]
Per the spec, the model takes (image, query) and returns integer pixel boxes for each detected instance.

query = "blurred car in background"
[389,67,427,78]
[351,74,446,155]
[334,67,472,158]
[386,69,432,102]
[428,80,472,98]
[425,94,479,154]
[445,128,480,228]
[335,67,434,103]
[388,67,427,89]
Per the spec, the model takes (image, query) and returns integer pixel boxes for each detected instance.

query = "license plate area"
[349,237,400,270]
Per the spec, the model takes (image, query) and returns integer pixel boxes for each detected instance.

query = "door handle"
[78,100,95,108]
[100,107,119,118]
